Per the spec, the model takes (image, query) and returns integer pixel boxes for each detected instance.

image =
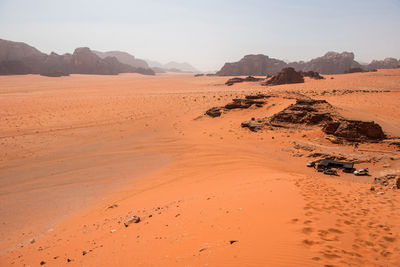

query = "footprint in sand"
[302,227,314,234]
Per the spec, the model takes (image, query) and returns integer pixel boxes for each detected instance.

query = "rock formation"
[204,94,269,118]
[264,67,304,86]
[299,71,325,79]
[216,52,399,76]
[0,38,155,76]
[93,50,149,69]
[0,60,32,75]
[289,52,361,74]
[270,99,333,125]
[367,58,400,70]
[269,98,386,142]
[322,120,385,141]
[216,54,287,76]
[225,76,264,86]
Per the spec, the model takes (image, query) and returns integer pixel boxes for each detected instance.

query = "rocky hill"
[93,50,149,69]
[217,54,286,76]
[367,58,400,70]
[288,52,361,74]
[217,51,399,76]
[0,38,154,76]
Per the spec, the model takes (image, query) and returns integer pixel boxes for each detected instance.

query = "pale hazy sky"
[0,0,399,71]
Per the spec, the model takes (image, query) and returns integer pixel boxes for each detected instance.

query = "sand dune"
[1,70,400,266]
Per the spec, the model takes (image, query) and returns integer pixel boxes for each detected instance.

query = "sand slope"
[1,70,400,266]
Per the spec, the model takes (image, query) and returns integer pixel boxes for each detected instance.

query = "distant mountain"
[0,38,155,76]
[146,59,199,73]
[217,51,399,76]
[367,58,400,70]
[146,59,164,69]
[93,50,149,69]
[288,52,361,74]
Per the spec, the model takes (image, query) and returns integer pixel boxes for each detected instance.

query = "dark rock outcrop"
[204,94,270,117]
[217,54,287,76]
[225,76,264,86]
[268,98,386,142]
[299,71,325,79]
[245,94,270,100]
[343,67,377,74]
[323,120,385,141]
[241,119,264,132]
[205,107,222,117]
[264,67,304,86]
[39,72,69,77]
[270,99,333,125]
[225,98,265,109]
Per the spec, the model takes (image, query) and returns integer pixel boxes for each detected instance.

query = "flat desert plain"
[1,69,400,266]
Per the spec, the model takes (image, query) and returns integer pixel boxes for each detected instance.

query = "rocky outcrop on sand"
[271,99,385,142]
[204,94,270,118]
[299,71,325,79]
[225,98,266,109]
[264,67,304,86]
[322,120,385,141]
[374,174,400,189]
[0,38,155,76]
[227,96,387,142]
[344,67,377,74]
[217,54,287,76]
[205,107,222,117]
[270,99,333,125]
[225,76,264,86]
[241,118,265,132]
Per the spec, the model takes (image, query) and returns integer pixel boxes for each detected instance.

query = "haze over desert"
[1,1,400,266]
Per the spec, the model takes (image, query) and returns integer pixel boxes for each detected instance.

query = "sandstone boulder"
[241,120,264,132]
[265,67,304,86]
[205,107,222,117]
[323,120,385,141]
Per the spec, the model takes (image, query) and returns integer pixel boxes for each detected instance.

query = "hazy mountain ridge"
[146,59,199,73]
[93,50,149,69]
[217,52,400,76]
[0,39,155,76]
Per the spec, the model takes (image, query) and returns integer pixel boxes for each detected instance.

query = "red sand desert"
[1,70,400,266]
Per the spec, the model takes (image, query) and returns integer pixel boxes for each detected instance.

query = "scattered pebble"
[124,215,141,227]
